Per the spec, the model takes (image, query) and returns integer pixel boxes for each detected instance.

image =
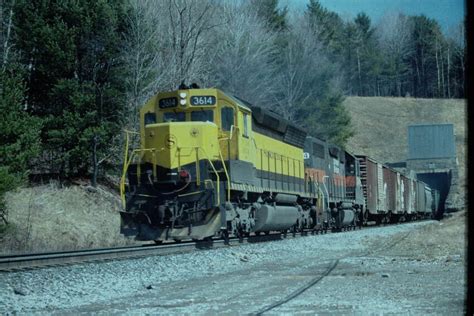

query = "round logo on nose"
[165,134,176,148]
[190,128,199,137]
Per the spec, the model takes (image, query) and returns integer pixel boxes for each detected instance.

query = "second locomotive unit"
[120,86,365,242]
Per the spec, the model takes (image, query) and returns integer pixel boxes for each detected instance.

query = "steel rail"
[0,231,303,272]
[0,219,428,273]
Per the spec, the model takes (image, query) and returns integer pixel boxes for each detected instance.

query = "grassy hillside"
[344,97,466,208]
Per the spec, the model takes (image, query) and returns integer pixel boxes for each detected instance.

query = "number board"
[158,97,178,109]
[190,96,216,106]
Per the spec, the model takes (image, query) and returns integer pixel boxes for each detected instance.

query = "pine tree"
[13,0,128,182]
[249,0,287,31]
[0,64,42,224]
[407,15,443,97]
[306,0,344,56]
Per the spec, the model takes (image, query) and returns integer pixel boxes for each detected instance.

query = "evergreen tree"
[296,93,353,147]
[0,64,42,223]
[13,0,128,182]
[306,0,345,56]
[333,13,380,96]
[249,0,287,31]
[407,15,443,97]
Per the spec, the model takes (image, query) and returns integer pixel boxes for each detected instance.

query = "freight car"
[120,86,439,242]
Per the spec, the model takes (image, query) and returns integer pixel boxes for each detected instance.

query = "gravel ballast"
[0,219,465,314]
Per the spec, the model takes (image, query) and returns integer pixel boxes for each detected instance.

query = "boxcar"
[357,155,387,222]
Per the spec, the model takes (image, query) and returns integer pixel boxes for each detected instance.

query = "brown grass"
[0,183,136,254]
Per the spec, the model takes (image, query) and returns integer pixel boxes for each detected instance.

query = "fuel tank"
[339,209,355,226]
[253,205,300,232]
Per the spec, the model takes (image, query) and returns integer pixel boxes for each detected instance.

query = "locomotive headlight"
[179,92,187,98]
[180,99,186,105]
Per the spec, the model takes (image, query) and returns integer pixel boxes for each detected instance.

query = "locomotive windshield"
[191,110,213,122]
[163,112,185,122]
[160,110,214,123]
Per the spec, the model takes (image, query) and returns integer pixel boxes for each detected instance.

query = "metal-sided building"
[406,123,458,216]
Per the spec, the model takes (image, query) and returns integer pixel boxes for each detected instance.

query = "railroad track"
[0,220,425,273]
[0,229,319,272]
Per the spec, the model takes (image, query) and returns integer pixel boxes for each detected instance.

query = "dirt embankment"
[0,183,135,254]
[344,97,467,208]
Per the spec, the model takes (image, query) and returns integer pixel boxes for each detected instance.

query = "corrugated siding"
[408,124,455,159]
[410,179,416,214]
[396,173,402,213]
[416,182,426,212]
[384,167,396,213]
[377,163,386,212]
[366,159,378,214]
[402,176,410,214]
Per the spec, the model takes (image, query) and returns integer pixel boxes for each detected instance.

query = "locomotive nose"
[143,121,220,170]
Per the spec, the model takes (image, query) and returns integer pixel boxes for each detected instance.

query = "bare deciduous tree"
[375,12,413,96]
[276,14,323,118]
[208,2,279,108]
[122,0,163,130]
[161,0,218,88]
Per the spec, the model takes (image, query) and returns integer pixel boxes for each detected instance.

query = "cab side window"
[221,107,234,131]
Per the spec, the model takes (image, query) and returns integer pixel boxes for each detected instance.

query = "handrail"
[218,148,231,201]
[191,146,221,206]
[120,129,165,208]
[120,146,164,208]
[120,131,131,207]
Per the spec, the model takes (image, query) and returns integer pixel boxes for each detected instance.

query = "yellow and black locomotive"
[120,86,365,241]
